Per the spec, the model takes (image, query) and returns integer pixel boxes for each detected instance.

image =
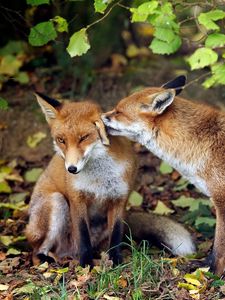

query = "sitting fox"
[26,93,195,267]
[102,75,225,275]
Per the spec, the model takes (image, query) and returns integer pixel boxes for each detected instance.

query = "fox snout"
[67,165,78,174]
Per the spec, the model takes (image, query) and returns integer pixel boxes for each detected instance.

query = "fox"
[101,75,225,275]
[26,93,195,267]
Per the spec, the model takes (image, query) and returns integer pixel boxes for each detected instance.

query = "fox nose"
[68,165,78,174]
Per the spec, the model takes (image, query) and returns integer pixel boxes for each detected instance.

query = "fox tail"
[125,210,196,256]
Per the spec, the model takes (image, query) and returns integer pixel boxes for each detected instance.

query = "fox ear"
[94,120,110,146]
[141,90,175,114]
[162,75,186,95]
[34,92,61,123]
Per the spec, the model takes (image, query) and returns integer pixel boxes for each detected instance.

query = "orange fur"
[102,81,225,275]
[26,97,137,266]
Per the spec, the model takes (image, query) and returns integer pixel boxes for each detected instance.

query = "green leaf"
[13,282,36,295]
[203,75,217,88]
[66,28,90,57]
[14,72,29,84]
[198,9,225,30]
[187,48,218,70]
[172,196,211,211]
[203,63,225,88]
[130,1,158,22]
[6,247,21,256]
[53,16,68,33]
[0,41,25,55]
[174,178,189,191]
[0,235,13,246]
[24,168,43,183]
[154,27,176,43]
[159,161,173,174]
[210,279,225,287]
[27,0,50,5]
[205,33,225,48]
[0,202,25,210]
[0,55,22,76]
[26,131,47,148]
[153,200,174,215]
[128,191,143,206]
[94,0,111,14]
[0,181,11,193]
[28,21,57,46]
[9,192,29,204]
[195,216,216,227]
[150,35,181,55]
[0,97,8,110]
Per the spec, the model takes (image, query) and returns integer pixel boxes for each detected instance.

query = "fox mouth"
[106,126,121,135]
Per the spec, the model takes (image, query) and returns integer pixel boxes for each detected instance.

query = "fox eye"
[80,134,89,143]
[57,137,65,144]
[115,110,122,116]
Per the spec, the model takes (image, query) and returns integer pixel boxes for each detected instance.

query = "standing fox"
[102,75,225,275]
[26,93,195,267]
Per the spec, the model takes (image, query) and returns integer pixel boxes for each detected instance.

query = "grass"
[14,240,173,300]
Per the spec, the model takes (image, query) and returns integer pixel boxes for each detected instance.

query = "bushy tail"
[125,210,196,256]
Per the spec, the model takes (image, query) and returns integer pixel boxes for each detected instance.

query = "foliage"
[24,0,225,88]
[0,41,30,92]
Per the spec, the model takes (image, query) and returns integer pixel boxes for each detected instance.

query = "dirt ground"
[1,57,225,299]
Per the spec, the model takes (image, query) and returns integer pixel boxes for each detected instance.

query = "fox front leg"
[210,195,225,275]
[69,199,93,267]
[107,200,126,265]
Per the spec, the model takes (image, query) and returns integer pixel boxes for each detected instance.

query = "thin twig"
[86,1,121,30]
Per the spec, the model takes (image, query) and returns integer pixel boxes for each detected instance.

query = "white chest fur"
[74,150,128,200]
[138,130,210,196]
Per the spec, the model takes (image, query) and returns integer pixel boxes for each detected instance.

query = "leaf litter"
[0,145,221,299]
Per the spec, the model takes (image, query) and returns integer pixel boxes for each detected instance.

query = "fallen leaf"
[36,261,49,272]
[50,267,69,274]
[159,161,173,174]
[117,276,128,288]
[128,191,143,206]
[24,168,43,183]
[26,131,47,148]
[0,181,11,193]
[153,200,174,215]
[13,282,36,295]
[6,247,21,256]
[0,235,14,246]
[184,274,201,286]
[0,252,6,261]
[9,192,29,203]
[0,284,9,291]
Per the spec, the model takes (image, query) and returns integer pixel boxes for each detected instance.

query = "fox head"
[35,93,109,174]
[101,75,186,142]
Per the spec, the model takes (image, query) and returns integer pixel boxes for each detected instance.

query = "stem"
[86,1,121,30]
[183,72,212,89]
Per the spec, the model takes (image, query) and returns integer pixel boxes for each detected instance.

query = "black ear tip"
[34,91,61,108]
[162,75,187,96]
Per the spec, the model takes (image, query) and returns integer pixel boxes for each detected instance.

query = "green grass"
[13,240,172,300]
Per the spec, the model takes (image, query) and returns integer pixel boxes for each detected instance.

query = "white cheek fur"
[53,141,65,159]
[74,144,129,200]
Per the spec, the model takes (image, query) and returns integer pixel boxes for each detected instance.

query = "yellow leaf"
[184,274,201,286]
[0,235,14,246]
[26,131,47,148]
[178,282,196,290]
[153,200,174,215]
[37,261,49,272]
